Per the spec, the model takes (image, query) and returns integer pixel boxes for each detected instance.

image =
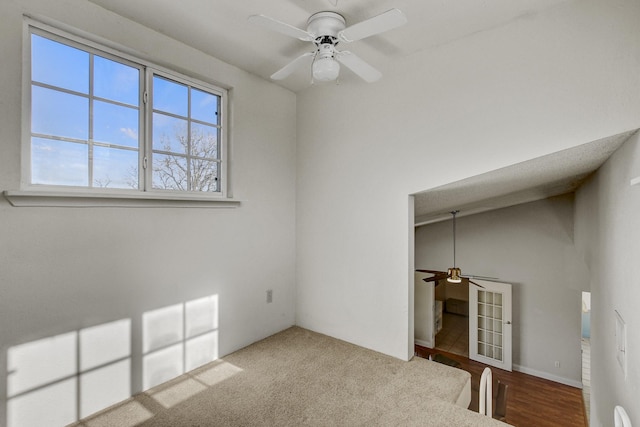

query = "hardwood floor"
[415,345,588,427]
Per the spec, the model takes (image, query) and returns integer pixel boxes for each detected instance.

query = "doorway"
[581,291,591,423]
[428,277,514,373]
[434,280,470,357]
[435,311,469,356]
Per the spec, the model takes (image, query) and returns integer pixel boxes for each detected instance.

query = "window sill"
[3,190,242,208]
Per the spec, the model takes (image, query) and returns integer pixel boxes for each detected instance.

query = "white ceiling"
[85,0,634,222]
[414,130,638,225]
[87,0,570,92]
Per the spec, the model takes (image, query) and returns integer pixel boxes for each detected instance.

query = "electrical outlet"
[554,360,560,368]
[266,289,273,303]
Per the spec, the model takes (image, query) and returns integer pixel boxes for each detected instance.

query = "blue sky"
[31,33,220,190]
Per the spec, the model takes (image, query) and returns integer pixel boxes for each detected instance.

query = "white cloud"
[119,127,138,140]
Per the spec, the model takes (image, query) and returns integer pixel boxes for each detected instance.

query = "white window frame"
[5,17,238,208]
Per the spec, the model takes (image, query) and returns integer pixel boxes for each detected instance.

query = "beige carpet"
[71,327,507,426]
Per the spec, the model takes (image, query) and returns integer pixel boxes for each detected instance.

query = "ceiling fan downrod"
[452,210,458,267]
[448,210,462,283]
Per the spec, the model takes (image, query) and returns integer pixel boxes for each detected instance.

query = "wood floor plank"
[415,345,587,427]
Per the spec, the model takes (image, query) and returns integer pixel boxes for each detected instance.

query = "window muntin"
[27,25,226,197]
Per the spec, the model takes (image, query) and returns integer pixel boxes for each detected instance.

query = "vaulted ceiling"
[86,0,633,222]
[413,130,637,225]
[88,0,570,92]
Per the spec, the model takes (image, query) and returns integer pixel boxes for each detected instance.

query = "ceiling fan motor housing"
[316,43,336,59]
[307,11,346,41]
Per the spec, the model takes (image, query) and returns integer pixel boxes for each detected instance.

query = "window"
[151,76,221,192]
[24,23,227,200]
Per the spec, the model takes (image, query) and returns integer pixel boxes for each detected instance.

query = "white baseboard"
[411,344,583,389]
[513,364,583,388]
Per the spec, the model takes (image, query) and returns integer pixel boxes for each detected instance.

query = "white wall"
[295,0,640,361]
[575,132,640,427]
[415,196,586,386]
[0,0,297,424]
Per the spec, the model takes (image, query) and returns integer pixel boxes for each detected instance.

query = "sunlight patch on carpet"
[83,399,153,427]
[194,360,243,386]
[148,377,208,409]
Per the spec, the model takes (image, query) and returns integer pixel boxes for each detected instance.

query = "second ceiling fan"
[417,211,495,288]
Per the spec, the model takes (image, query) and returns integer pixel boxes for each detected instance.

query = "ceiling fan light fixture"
[312,43,340,82]
[447,267,462,283]
[312,56,340,81]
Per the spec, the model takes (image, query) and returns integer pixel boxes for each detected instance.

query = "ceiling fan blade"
[461,274,499,281]
[335,51,381,82]
[422,273,448,282]
[338,8,407,43]
[270,51,315,80]
[416,269,447,275]
[429,279,444,287]
[468,279,485,289]
[248,14,315,42]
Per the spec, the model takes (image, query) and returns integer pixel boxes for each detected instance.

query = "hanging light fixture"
[417,210,491,288]
[447,267,462,283]
[312,42,340,82]
[447,210,463,283]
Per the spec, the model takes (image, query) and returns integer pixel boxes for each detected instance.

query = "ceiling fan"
[248,8,407,84]
[417,211,496,288]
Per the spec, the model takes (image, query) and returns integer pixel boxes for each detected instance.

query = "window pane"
[191,123,218,160]
[190,159,218,192]
[153,76,187,117]
[31,34,89,94]
[32,86,88,140]
[94,56,140,106]
[94,101,139,148]
[93,146,138,189]
[31,137,88,186]
[191,88,219,125]
[153,113,187,154]
[152,154,187,190]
